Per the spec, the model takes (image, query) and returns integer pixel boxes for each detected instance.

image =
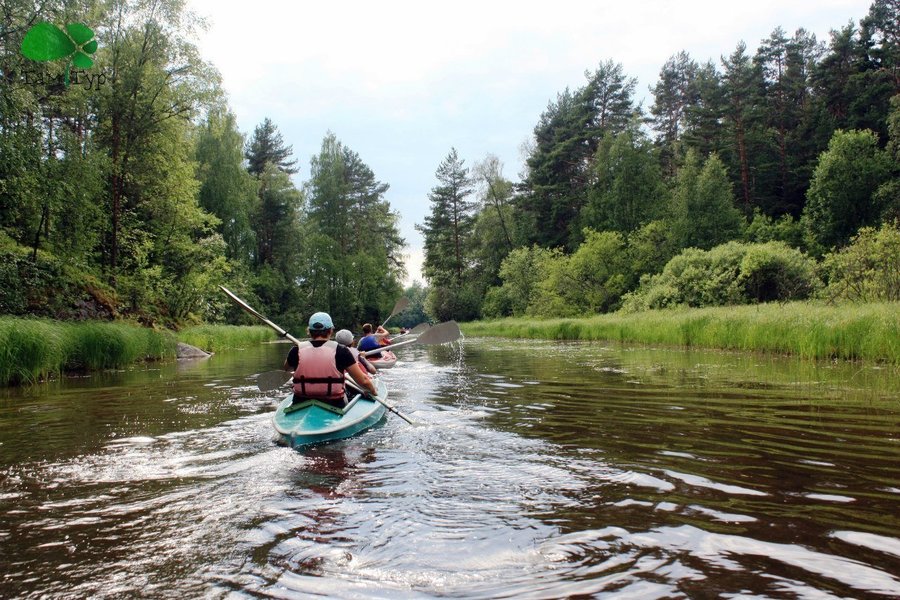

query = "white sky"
[184,0,875,286]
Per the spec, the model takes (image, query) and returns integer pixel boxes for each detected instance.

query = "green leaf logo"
[21,22,98,86]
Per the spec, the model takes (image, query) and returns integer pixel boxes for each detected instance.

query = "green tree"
[650,51,699,176]
[245,117,299,177]
[670,151,745,250]
[581,121,666,235]
[417,148,475,286]
[195,109,258,263]
[519,60,638,249]
[303,133,403,328]
[801,129,893,253]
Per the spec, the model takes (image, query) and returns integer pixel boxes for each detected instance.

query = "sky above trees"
[184,0,876,284]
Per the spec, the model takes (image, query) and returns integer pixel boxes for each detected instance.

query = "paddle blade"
[390,296,410,316]
[415,320,461,345]
[409,323,430,334]
[258,370,291,392]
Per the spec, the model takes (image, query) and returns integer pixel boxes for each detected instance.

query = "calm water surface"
[1,338,899,598]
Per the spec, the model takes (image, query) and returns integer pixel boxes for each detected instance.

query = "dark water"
[1,339,899,598]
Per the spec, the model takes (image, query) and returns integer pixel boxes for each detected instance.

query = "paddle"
[343,376,414,425]
[220,285,416,424]
[379,322,430,343]
[257,369,291,392]
[361,320,461,357]
[380,296,409,330]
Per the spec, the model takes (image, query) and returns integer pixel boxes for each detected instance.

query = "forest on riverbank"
[1,0,898,355]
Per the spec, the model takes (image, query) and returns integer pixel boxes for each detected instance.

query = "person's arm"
[346,362,378,396]
[283,346,298,371]
[360,355,377,374]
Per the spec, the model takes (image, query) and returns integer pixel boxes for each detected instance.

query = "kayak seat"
[284,398,347,415]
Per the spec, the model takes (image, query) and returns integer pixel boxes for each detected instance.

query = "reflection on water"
[1,338,899,598]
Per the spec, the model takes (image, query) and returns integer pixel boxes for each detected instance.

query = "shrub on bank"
[622,241,820,312]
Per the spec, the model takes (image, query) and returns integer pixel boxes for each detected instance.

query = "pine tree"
[245,118,299,177]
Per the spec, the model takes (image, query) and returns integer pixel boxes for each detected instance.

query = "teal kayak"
[273,377,388,448]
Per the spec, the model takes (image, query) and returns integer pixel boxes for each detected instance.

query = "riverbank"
[461,301,900,363]
[0,318,274,386]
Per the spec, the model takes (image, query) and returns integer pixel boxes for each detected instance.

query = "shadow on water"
[1,338,899,598]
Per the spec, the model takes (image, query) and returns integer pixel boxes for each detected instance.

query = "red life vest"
[292,340,345,400]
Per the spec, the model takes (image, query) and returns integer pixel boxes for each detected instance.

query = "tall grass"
[0,318,178,385]
[176,324,274,353]
[462,302,900,363]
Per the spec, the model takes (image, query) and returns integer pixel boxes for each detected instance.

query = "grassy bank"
[0,319,275,386]
[177,324,274,353]
[462,302,900,363]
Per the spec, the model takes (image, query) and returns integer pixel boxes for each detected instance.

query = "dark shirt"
[286,340,356,372]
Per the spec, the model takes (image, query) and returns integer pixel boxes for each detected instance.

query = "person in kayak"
[335,329,377,375]
[283,312,378,408]
[356,323,384,358]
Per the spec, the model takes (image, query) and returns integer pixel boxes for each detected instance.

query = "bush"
[622,241,820,311]
[822,221,900,302]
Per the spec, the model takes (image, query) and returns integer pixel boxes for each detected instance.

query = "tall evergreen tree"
[417,148,475,286]
[245,118,299,177]
[650,51,700,176]
[720,41,762,213]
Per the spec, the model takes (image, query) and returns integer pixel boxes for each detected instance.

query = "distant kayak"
[368,350,398,370]
[272,377,388,448]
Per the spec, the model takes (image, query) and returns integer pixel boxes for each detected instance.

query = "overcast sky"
[184,0,875,285]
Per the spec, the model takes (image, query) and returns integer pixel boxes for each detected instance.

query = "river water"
[1,338,899,599]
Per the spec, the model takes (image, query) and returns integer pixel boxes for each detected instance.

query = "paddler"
[357,323,384,358]
[283,312,378,408]
[335,329,377,375]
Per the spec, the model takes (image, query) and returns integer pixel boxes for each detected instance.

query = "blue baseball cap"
[308,311,334,331]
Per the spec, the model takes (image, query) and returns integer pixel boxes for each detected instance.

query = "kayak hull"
[369,350,398,370]
[273,378,387,448]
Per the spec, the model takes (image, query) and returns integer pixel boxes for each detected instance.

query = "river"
[1,338,899,598]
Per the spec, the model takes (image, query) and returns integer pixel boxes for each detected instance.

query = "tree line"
[418,0,899,321]
[0,0,404,333]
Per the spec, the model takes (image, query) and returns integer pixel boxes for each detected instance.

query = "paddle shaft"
[344,376,414,425]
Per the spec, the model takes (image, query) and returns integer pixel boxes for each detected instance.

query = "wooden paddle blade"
[415,320,461,345]
[409,323,430,334]
[258,370,291,391]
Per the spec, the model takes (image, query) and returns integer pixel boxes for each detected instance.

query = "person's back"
[285,312,376,409]
[357,323,382,358]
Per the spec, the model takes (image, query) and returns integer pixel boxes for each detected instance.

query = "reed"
[0,318,178,385]
[176,324,274,353]
[462,302,900,363]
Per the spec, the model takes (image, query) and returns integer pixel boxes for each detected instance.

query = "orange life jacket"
[292,340,345,400]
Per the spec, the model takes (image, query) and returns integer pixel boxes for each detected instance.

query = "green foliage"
[196,109,258,262]
[744,209,804,248]
[802,129,894,253]
[396,282,429,328]
[301,133,404,329]
[623,241,820,311]
[425,283,481,323]
[482,246,562,318]
[518,60,638,249]
[822,221,900,302]
[669,151,745,250]
[581,123,666,235]
[464,301,900,363]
